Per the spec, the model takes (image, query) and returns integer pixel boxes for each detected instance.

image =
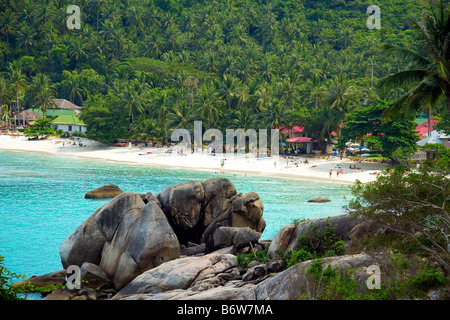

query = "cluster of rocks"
[15,178,383,300]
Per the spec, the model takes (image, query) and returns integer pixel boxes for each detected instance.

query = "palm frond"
[383,44,431,68]
[383,75,444,121]
[378,69,428,92]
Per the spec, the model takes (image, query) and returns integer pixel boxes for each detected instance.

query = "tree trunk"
[427,106,432,137]
[446,86,450,113]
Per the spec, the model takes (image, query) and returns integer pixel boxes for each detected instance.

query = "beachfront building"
[15,109,42,126]
[280,125,336,154]
[51,114,87,134]
[30,99,82,119]
[281,125,313,154]
[411,119,449,161]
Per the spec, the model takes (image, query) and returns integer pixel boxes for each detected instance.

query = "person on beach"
[329,169,333,178]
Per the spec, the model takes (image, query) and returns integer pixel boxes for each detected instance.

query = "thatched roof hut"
[17,109,43,125]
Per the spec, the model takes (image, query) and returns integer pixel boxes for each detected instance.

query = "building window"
[68,125,72,132]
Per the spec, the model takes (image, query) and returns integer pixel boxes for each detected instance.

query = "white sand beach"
[0,134,389,184]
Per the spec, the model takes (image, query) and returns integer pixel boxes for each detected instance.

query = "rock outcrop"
[113,252,377,300]
[58,178,265,291]
[24,177,385,301]
[60,191,180,290]
[267,214,368,258]
[84,184,123,199]
[307,197,331,203]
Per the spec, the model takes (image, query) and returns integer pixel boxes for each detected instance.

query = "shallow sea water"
[0,150,352,280]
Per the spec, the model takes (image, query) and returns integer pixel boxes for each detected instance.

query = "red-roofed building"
[415,120,439,136]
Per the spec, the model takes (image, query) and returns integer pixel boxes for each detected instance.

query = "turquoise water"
[0,150,352,280]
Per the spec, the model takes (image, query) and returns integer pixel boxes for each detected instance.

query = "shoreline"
[0,135,389,184]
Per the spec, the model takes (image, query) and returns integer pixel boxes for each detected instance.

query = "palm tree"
[37,86,57,118]
[0,77,12,111]
[229,106,258,131]
[263,99,290,130]
[70,36,88,72]
[152,89,171,144]
[326,74,359,116]
[218,74,241,110]
[0,9,17,46]
[17,23,36,55]
[8,64,27,116]
[195,84,224,129]
[120,82,146,123]
[379,1,450,121]
[87,0,107,31]
[168,100,197,130]
[62,76,86,104]
[254,83,272,113]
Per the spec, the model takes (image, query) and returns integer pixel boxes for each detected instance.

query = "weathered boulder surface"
[307,197,331,203]
[156,178,241,245]
[236,253,376,300]
[115,253,376,300]
[268,214,365,258]
[201,192,265,252]
[80,262,110,289]
[99,201,180,290]
[57,178,265,293]
[212,226,261,250]
[12,270,66,290]
[112,250,237,300]
[60,192,180,290]
[84,184,123,199]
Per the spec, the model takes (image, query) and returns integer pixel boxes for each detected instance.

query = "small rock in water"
[307,197,331,203]
[85,184,123,199]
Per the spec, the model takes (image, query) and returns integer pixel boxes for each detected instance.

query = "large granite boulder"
[84,184,123,199]
[212,226,261,250]
[156,178,238,245]
[60,192,180,290]
[115,253,377,300]
[201,192,265,252]
[59,178,264,292]
[157,180,206,244]
[267,214,376,259]
[200,178,237,226]
[12,270,66,291]
[99,201,180,290]
[236,253,376,300]
[112,250,237,300]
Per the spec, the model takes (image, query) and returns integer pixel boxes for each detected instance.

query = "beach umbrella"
[346,147,355,152]
[331,152,339,156]
[361,153,371,157]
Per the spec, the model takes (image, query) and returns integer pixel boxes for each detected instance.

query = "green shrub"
[237,246,269,268]
[287,249,317,267]
[303,260,360,300]
[0,256,25,300]
[297,219,342,256]
[410,268,447,292]
[286,219,346,267]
